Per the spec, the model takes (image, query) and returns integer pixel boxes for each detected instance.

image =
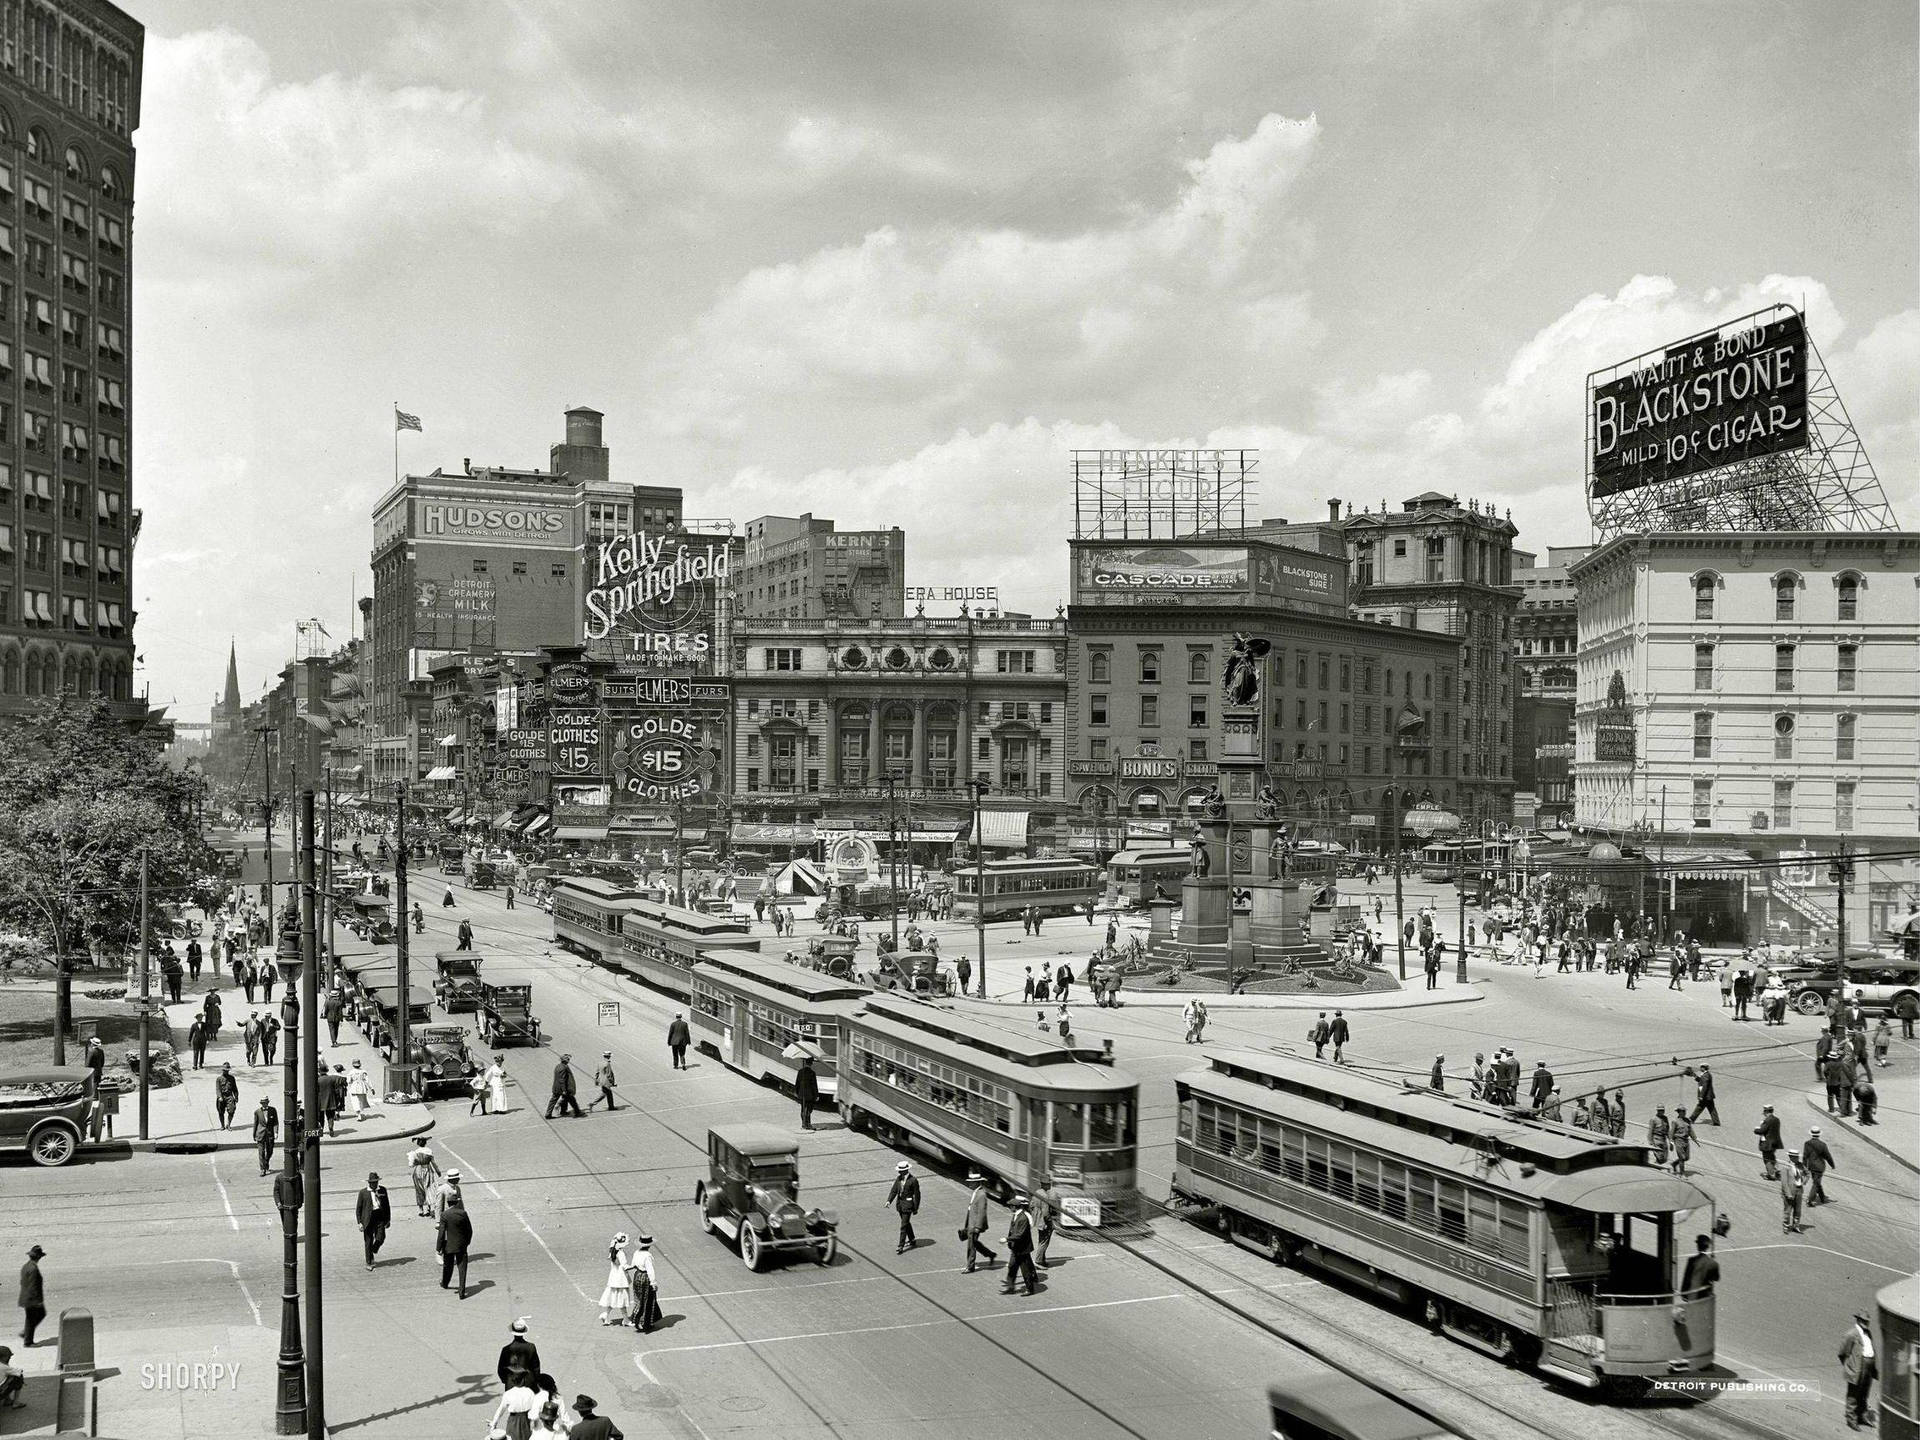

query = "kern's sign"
[1590,309,1809,499]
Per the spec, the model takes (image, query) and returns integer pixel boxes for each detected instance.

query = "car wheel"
[816,1234,837,1266]
[1794,990,1828,1016]
[695,1183,715,1234]
[30,1122,78,1167]
[740,1226,764,1271]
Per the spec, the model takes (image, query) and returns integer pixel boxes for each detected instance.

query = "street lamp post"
[883,773,902,953]
[271,800,307,1435]
[1390,788,1407,982]
[297,788,324,1440]
[968,777,990,997]
[255,721,279,913]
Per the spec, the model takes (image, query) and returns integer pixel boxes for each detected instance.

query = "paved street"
[6,874,1913,1440]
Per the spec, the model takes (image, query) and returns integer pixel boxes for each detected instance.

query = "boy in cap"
[588,1053,618,1113]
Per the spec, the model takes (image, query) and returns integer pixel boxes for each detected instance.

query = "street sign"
[597,1001,620,1026]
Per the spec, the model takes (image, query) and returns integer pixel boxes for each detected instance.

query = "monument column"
[867,704,881,785]
[825,705,840,788]
[913,701,928,787]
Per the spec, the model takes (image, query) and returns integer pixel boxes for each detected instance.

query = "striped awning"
[524,814,552,835]
[423,765,457,782]
[977,811,1029,848]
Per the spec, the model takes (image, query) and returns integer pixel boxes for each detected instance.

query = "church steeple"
[222,641,241,714]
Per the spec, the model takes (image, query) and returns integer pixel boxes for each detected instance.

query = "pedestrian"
[1033,969,1050,1004]
[356,1171,391,1270]
[404,1139,442,1216]
[1873,1017,1892,1066]
[1839,1313,1879,1430]
[1310,1013,1330,1059]
[1529,1061,1554,1110]
[346,1059,377,1117]
[1854,1072,1879,1126]
[1648,1106,1670,1166]
[545,1054,583,1119]
[1719,964,1734,1008]
[505,885,516,911]
[496,1320,541,1391]
[324,988,343,1046]
[1022,966,1035,1003]
[0,1344,24,1409]
[666,1013,690,1070]
[1429,1055,1445,1091]
[1469,1052,1487,1098]
[489,1375,540,1440]
[488,1055,508,1113]
[885,1160,921,1253]
[569,1395,623,1440]
[795,1055,820,1131]
[318,1065,344,1136]
[213,1062,240,1129]
[1733,967,1753,1020]
[1668,951,1683,990]
[1689,1064,1720,1125]
[1329,1010,1349,1064]
[1802,1126,1836,1205]
[1779,1149,1806,1233]
[202,988,222,1040]
[260,1013,280,1067]
[260,960,276,1004]
[1424,948,1440,989]
[252,1095,278,1175]
[1823,1052,1852,1115]
[1031,1173,1061,1266]
[442,887,455,909]
[1669,1111,1693,1174]
[1571,1095,1591,1130]
[188,1016,207,1070]
[1755,1104,1782,1179]
[1542,1088,1563,1123]
[955,955,972,994]
[1610,1089,1627,1138]
[240,956,257,1004]
[598,1234,632,1325]
[1055,962,1072,1002]
[960,1170,998,1272]
[1681,1233,1719,1295]
[625,1237,662,1333]
[999,1193,1040,1297]
[187,938,203,983]
[17,1246,47,1348]
[243,1012,261,1067]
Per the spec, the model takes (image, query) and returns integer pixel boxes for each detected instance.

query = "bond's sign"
[1590,309,1808,499]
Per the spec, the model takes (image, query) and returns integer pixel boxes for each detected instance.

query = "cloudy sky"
[126,1,1918,715]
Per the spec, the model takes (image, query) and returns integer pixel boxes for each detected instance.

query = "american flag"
[395,408,423,433]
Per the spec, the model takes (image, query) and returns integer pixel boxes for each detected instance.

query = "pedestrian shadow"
[647,1312,687,1332]
[468,1251,497,1262]
[463,1279,495,1296]
[376,1255,416,1269]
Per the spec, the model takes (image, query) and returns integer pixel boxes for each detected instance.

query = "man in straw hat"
[495,1318,539,1390]
[884,1161,921,1254]
[960,1171,997,1273]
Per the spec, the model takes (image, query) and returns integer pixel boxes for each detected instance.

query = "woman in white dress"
[528,1376,573,1440]
[487,1056,508,1114]
[346,1060,376,1116]
[486,1382,540,1440]
[597,1233,631,1325]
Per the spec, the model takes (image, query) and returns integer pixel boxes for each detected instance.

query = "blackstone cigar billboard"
[1589,307,1809,499]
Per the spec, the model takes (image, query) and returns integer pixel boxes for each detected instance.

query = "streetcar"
[1170,1049,1718,1387]
[1881,1274,1920,1440]
[1416,840,1468,884]
[838,993,1138,1223]
[688,949,866,1098]
[606,897,757,997]
[1105,847,1192,907]
[549,875,651,960]
[949,857,1101,920]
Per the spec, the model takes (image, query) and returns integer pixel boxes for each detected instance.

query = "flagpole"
[392,401,399,489]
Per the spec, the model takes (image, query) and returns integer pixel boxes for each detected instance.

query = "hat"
[603,1051,612,1058]
[1012,1194,1031,1208]
[1810,1126,1821,1134]
[1788,1147,1801,1156]
[1763,1103,1774,1111]
[446,1169,461,1180]
[368,1171,380,1182]
[575,1396,597,1413]
[510,1319,529,1335]
[636,1235,653,1248]
[613,1232,628,1245]
[896,1160,910,1172]
[967,1169,986,1183]
[26,1245,45,1259]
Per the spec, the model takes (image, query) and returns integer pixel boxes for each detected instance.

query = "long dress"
[488,1064,508,1113]
[599,1247,631,1318]
[408,1148,440,1213]
[627,1249,663,1332]
[347,1068,375,1115]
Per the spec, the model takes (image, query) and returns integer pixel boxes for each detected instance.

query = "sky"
[124,1,1919,716]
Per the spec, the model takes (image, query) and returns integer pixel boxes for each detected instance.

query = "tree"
[0,696,221,1062]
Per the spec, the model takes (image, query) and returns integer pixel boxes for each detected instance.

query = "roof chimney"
[1328,499,1342,523]
[462,458,471,475]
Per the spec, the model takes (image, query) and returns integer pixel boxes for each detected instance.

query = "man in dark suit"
[1000,1195,1038,1297]
[320,1066,346,1137]
[544,1055,582,1119]
[795,1056,820,1131]
[251,1096,278,1176]
[569,1395,622,1440]
[495,1320,539,1389]
[666,1014,691,1070]
[437,1199,473,1298]
[355,1172,391,1270]
[17,1246,47,1348]
[1688,1064,1720,1125]
[1754,1104,1783,1180]
[883,1161,920,1253]
[324,988,344,1046]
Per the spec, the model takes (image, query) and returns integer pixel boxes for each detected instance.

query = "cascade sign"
[1590,309,1809,499]
[584,533,728,659]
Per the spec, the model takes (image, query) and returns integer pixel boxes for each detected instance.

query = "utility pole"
[322,774,335,981]
[1831,850,1853,968]
[137,849,150,1139]
[885,773,901,953]
[1455,847,1468,986]
[674,795,686,908]
[272,794,308,1436]
[1391,786,1407,983]
[255,722,278,914]
[394,782,412,1100]
[1653,785,1668,944]
[969,777,989,998]
[298,787,324,1440]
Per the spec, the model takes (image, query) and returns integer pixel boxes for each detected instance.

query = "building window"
[1693,712,1712,759]
[1837,644,1857,692]
[511,561,527,576]
[1694,644,1714,690]
[1838,575,1859,620]
[1425,536,1445,582]
[1140,695,1158,727]
[978,735,990,760]
[1837,713,1856,761]
[1773,714,1794,760]
[1089,694,1108,727]
[1139,650,1159,683]
[1774,574,1796,620]
[1340,657,1351,691]
[1089,652,1109,683]
[1089,738,1108,761]
[1188,651,1208,683]
[1393,538,1407,558]
[1694,575,1715,620]
[471,559,488,574]
[1773,781,1793,830]
[1692,780,1711,828]
[997,650,1035,674]
[746,768,759,792]
[1773,644,1794,693]
[1836,782,1856,832]
[1318,656,1330,689]
[1188,738,1207,762]
[1189,694,1207,729]
[765,648,801,671]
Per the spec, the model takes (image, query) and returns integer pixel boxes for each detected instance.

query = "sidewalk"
[1801,1048,1920,1176]
[126,948,432,1154]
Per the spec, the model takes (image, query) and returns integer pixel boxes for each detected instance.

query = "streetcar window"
[1305,1134,1330,1190]
[1408,1174,1437,1231]
[1500,1206,1531,1264]
[1438,1183,1467,1243]
[1175,1099,1192,1141]
[1089,1102,1119,1148]
[1352,1153,1380,1210]
[1051,1104,1084,1146]
[1380,1161,1408,1221]
[1467,1192,1502,1254]
[1282,1130,1305,1184]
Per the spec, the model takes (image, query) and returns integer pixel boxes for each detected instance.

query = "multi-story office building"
[1063,536,1459,858]
[0,0,141,716]
[737,513,906,621]
[1572,531,1920,943]
[1512,546,1588,828]
[1335,493,1521,830]
[728,611,1067,855]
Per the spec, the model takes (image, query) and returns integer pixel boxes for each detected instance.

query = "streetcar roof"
[1539,1170,1713,1214]
[1184,1050,1655,1179]
[622,897,751,936]
[1267,1374,1453,1440]
[1107,848,1190,865]
[855,1001,1137,1093]
[1877,1274,1920,1324]
[693,949,869,1005]
[552,876,648,901]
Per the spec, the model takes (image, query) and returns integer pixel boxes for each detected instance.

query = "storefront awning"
[423,766,457,782]
[553,825,609,841]
[610,815,674,833]
[732,822,817,844]
[978,811,1030,848]
[524,815,552,836]
[445,810,467,826]
[492,809,517,828]
[1647,848,1755,880]
[437,734,459,746]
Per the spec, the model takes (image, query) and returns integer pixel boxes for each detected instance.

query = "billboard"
[611,712,709,804]
[1590,309,1808,499]
[413,577,495,641]
[1076,545,1248,596]
[1251,548,1343,610]
[584,532,728,668]
[417,499,574,546]
[548,708,603,777]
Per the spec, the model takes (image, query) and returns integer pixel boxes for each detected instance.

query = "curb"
[124,1111,436,1155]
[1801,1087,1917,1177]
[963,986,1485,1011]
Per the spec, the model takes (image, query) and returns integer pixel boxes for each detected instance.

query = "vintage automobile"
[371,983,435,1061]
[0,1067,94,1167]
[693,1124,839,1271]
[469,859,499,891]
[866,950,954,996]
[438,844,466,878]
[347,895,396,945]
[434,951,485,1013]
[401,1024,475,1097]
[801,934,858,979]
[477,982,541,1048]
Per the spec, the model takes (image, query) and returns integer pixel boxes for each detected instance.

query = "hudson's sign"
[419,501,571,543]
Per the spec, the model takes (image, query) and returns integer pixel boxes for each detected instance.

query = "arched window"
[1773,713,1795,760]
[1,649,16,694]
[62,143,87,182]
[1128,785,1165,816]
[1088,651,1109,683]
[100,163,122,199]
[24,127,51,164]
[1693,572,1717,620]
[1837,573,1860,621]
[0,109,14,144]
[1139,650,1159,683]
[1188,651,1208,684]
[1774,573,1798,621]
